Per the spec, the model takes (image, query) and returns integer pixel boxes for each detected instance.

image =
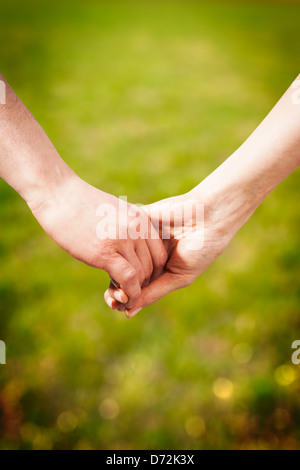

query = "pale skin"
[1,73,300,317]
[106,74,300,317]
[0,74,168,309]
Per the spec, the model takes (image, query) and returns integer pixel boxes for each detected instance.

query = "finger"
[135,241,153,286]
[140,204,168,280]
[107,279,129,312]
[146,237,168,281]
[117,303,126,312]
[104,290,126,312]
[120,247,146,288]
[105,254,141,308]
[125,271,183,318]
[104,290,120,310]
[110,278,121,289]
[108,280,129,304]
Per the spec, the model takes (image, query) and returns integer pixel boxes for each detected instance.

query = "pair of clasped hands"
[1,73,300,318]
[32,180,221,319]
[101,191,211,318]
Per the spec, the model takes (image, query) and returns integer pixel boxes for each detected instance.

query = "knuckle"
[124,267,138,284]
[93,242,116,268]
[98,241,116,258]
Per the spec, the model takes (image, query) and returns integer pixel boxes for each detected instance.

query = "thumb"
[125,271,182,318]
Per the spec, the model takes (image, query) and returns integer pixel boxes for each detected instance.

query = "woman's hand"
[105,189,234,317]
[106,75,300,317]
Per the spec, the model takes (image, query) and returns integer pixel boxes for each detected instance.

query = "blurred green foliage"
[0,0,300,450]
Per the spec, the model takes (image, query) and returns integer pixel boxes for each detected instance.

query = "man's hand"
[29,175,167,310]
[0,73,168,307]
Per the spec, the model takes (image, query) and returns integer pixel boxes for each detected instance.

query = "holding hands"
[1,73,300,318]
[106,191,229,317]
[29,177,167,310]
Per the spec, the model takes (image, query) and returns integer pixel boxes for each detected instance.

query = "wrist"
[26,159,80,215]
[188,157,263,241]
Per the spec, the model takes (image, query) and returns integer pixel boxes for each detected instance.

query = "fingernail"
[106,296,114,308]
[126,307,142,319]
[114,291,125,303]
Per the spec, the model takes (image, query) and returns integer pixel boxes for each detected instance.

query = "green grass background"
[0,0,300,450]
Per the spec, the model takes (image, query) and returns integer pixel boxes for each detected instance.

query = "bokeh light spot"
[274,365,296,386]
[20,423,40,443]
[32,433,53,450]
[185,416,206,438]
[57,411,78,433]
[213,378,234,399]
[99,398,120,420]
[232,343,253,364]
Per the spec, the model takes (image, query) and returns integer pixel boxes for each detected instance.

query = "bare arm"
[0,73,76,206]
[106,75,300,316]
[196,74,300,238]
[0,74,167,308]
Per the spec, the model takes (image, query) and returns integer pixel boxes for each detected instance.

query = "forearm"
[0,73,76,208]
[0,75,168,309]
[108,76,300,314]
[193,75,300,236]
